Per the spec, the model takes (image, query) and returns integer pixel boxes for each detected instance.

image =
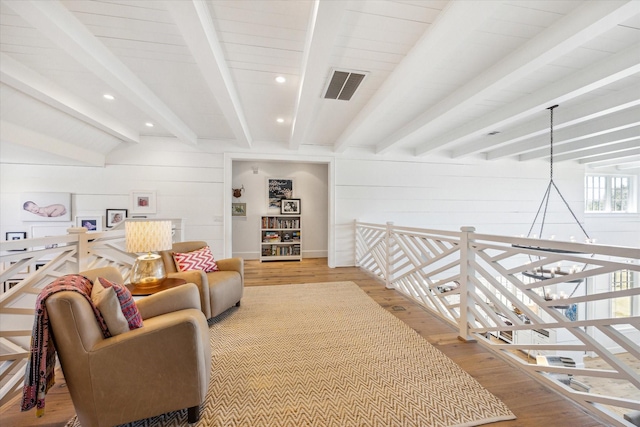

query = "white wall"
[1,138,638,267]
[231,160,328,259]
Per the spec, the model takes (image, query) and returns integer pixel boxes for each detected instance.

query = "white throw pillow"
[91,277,129,336]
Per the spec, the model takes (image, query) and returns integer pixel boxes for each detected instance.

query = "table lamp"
[125,219,173,288]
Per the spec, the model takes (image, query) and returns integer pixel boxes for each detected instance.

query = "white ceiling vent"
[323,69,367,101]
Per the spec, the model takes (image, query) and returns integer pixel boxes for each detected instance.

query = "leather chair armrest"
[167,270,211,318]
[216,257,244,282]
[87,309,211,423]
[136,283,201,320]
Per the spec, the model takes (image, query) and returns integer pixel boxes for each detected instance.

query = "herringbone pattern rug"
[67,282,515,426]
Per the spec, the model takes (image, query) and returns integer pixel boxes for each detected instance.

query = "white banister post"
[68,227,89,272]
[385,221,394,289]
[354,219,359,267]
[459,226,476,342]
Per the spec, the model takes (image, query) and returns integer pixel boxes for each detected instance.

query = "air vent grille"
[324,70,366,101]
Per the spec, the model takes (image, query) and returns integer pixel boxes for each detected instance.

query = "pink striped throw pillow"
[173,246,219,273]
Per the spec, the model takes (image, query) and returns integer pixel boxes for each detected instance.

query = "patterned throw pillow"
[173,246,219,273]
[97,277,144,330]
[91,278,129,336]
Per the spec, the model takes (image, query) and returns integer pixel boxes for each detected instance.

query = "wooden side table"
[127,277,187,296]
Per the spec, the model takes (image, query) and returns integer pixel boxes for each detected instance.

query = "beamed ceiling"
[1,0,639,169]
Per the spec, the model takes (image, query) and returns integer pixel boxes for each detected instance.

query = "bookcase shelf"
[260,215,301,262]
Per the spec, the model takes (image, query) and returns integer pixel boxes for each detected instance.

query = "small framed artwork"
[106,209,127,227]
[5,232,27,251]
[21,192,71,222]
[76,216,103,232]
[267,178,294,210]
[281,199,301,215]
[232,203,247,217]
[131,191,157,214]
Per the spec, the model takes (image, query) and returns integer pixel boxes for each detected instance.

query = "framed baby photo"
[21,192,71,222]
[106,209,127,227]
[76,216,103,232]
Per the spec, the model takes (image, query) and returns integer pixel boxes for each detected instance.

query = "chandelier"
[517,105,593,308]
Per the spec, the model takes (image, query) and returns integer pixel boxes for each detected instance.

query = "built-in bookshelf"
[260,215,301,262]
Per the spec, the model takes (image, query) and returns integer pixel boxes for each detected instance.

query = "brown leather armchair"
[160,241,244,319]
[46,267,211,427]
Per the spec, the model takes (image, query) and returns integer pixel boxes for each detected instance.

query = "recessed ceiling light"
[276,118,284,124]
[145,122,154,127]
[275,76,286,84]
[103,94,115,100]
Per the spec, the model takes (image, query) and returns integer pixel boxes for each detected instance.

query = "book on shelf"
[263,231,280,242]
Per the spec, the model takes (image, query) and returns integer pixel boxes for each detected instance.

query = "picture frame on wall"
[5,232,27,251]
[106,209,127,227]
[76,216,103,232]
[281,199,301,215]
[232,203,247,217]
[20,192,71,222]
[267,178,294,210]
[131,191,157,214]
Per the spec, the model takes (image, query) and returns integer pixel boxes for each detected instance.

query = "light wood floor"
[0,258,603,426]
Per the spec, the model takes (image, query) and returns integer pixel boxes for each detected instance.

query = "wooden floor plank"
[0,258,604,426]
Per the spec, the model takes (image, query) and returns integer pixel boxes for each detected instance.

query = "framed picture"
[281,199,301,215]
[131,191,157,214]
[106,209,127,227]
[76,216,103,232]
[267,178,294,210]
[232,203,247,217]
[5,232,27,251]
[21,192,71,221]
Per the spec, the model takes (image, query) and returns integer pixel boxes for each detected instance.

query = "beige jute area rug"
[67,282,515,427]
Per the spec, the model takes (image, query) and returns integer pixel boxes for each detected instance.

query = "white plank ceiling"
[0,0,639,169]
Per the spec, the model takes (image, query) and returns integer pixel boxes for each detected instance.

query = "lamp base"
[130,253,166,288]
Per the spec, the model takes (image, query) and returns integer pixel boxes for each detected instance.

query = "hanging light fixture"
[525,105,591,245]
[516,105,593,306]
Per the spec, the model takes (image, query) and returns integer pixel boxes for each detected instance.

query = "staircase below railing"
[356,221,640,427]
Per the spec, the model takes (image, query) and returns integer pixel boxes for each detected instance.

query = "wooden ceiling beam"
[0,120,105,166]
[415,42,640,156]
[520,127,640,161]
[551,138,640,163]
[581,150,640,166]
[289,0,348,150]
[4,0,197,145]
[0,53,139,145]
[451,84,640,158]
[333,0,500,154]
[166,0,252,149]
[381,0,639,155]
[486,106,640,160]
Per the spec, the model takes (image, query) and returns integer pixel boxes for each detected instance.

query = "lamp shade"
[125,219,173,253]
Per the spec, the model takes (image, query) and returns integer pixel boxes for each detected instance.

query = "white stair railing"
[0,228,135,407]
[356,220,640,427]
